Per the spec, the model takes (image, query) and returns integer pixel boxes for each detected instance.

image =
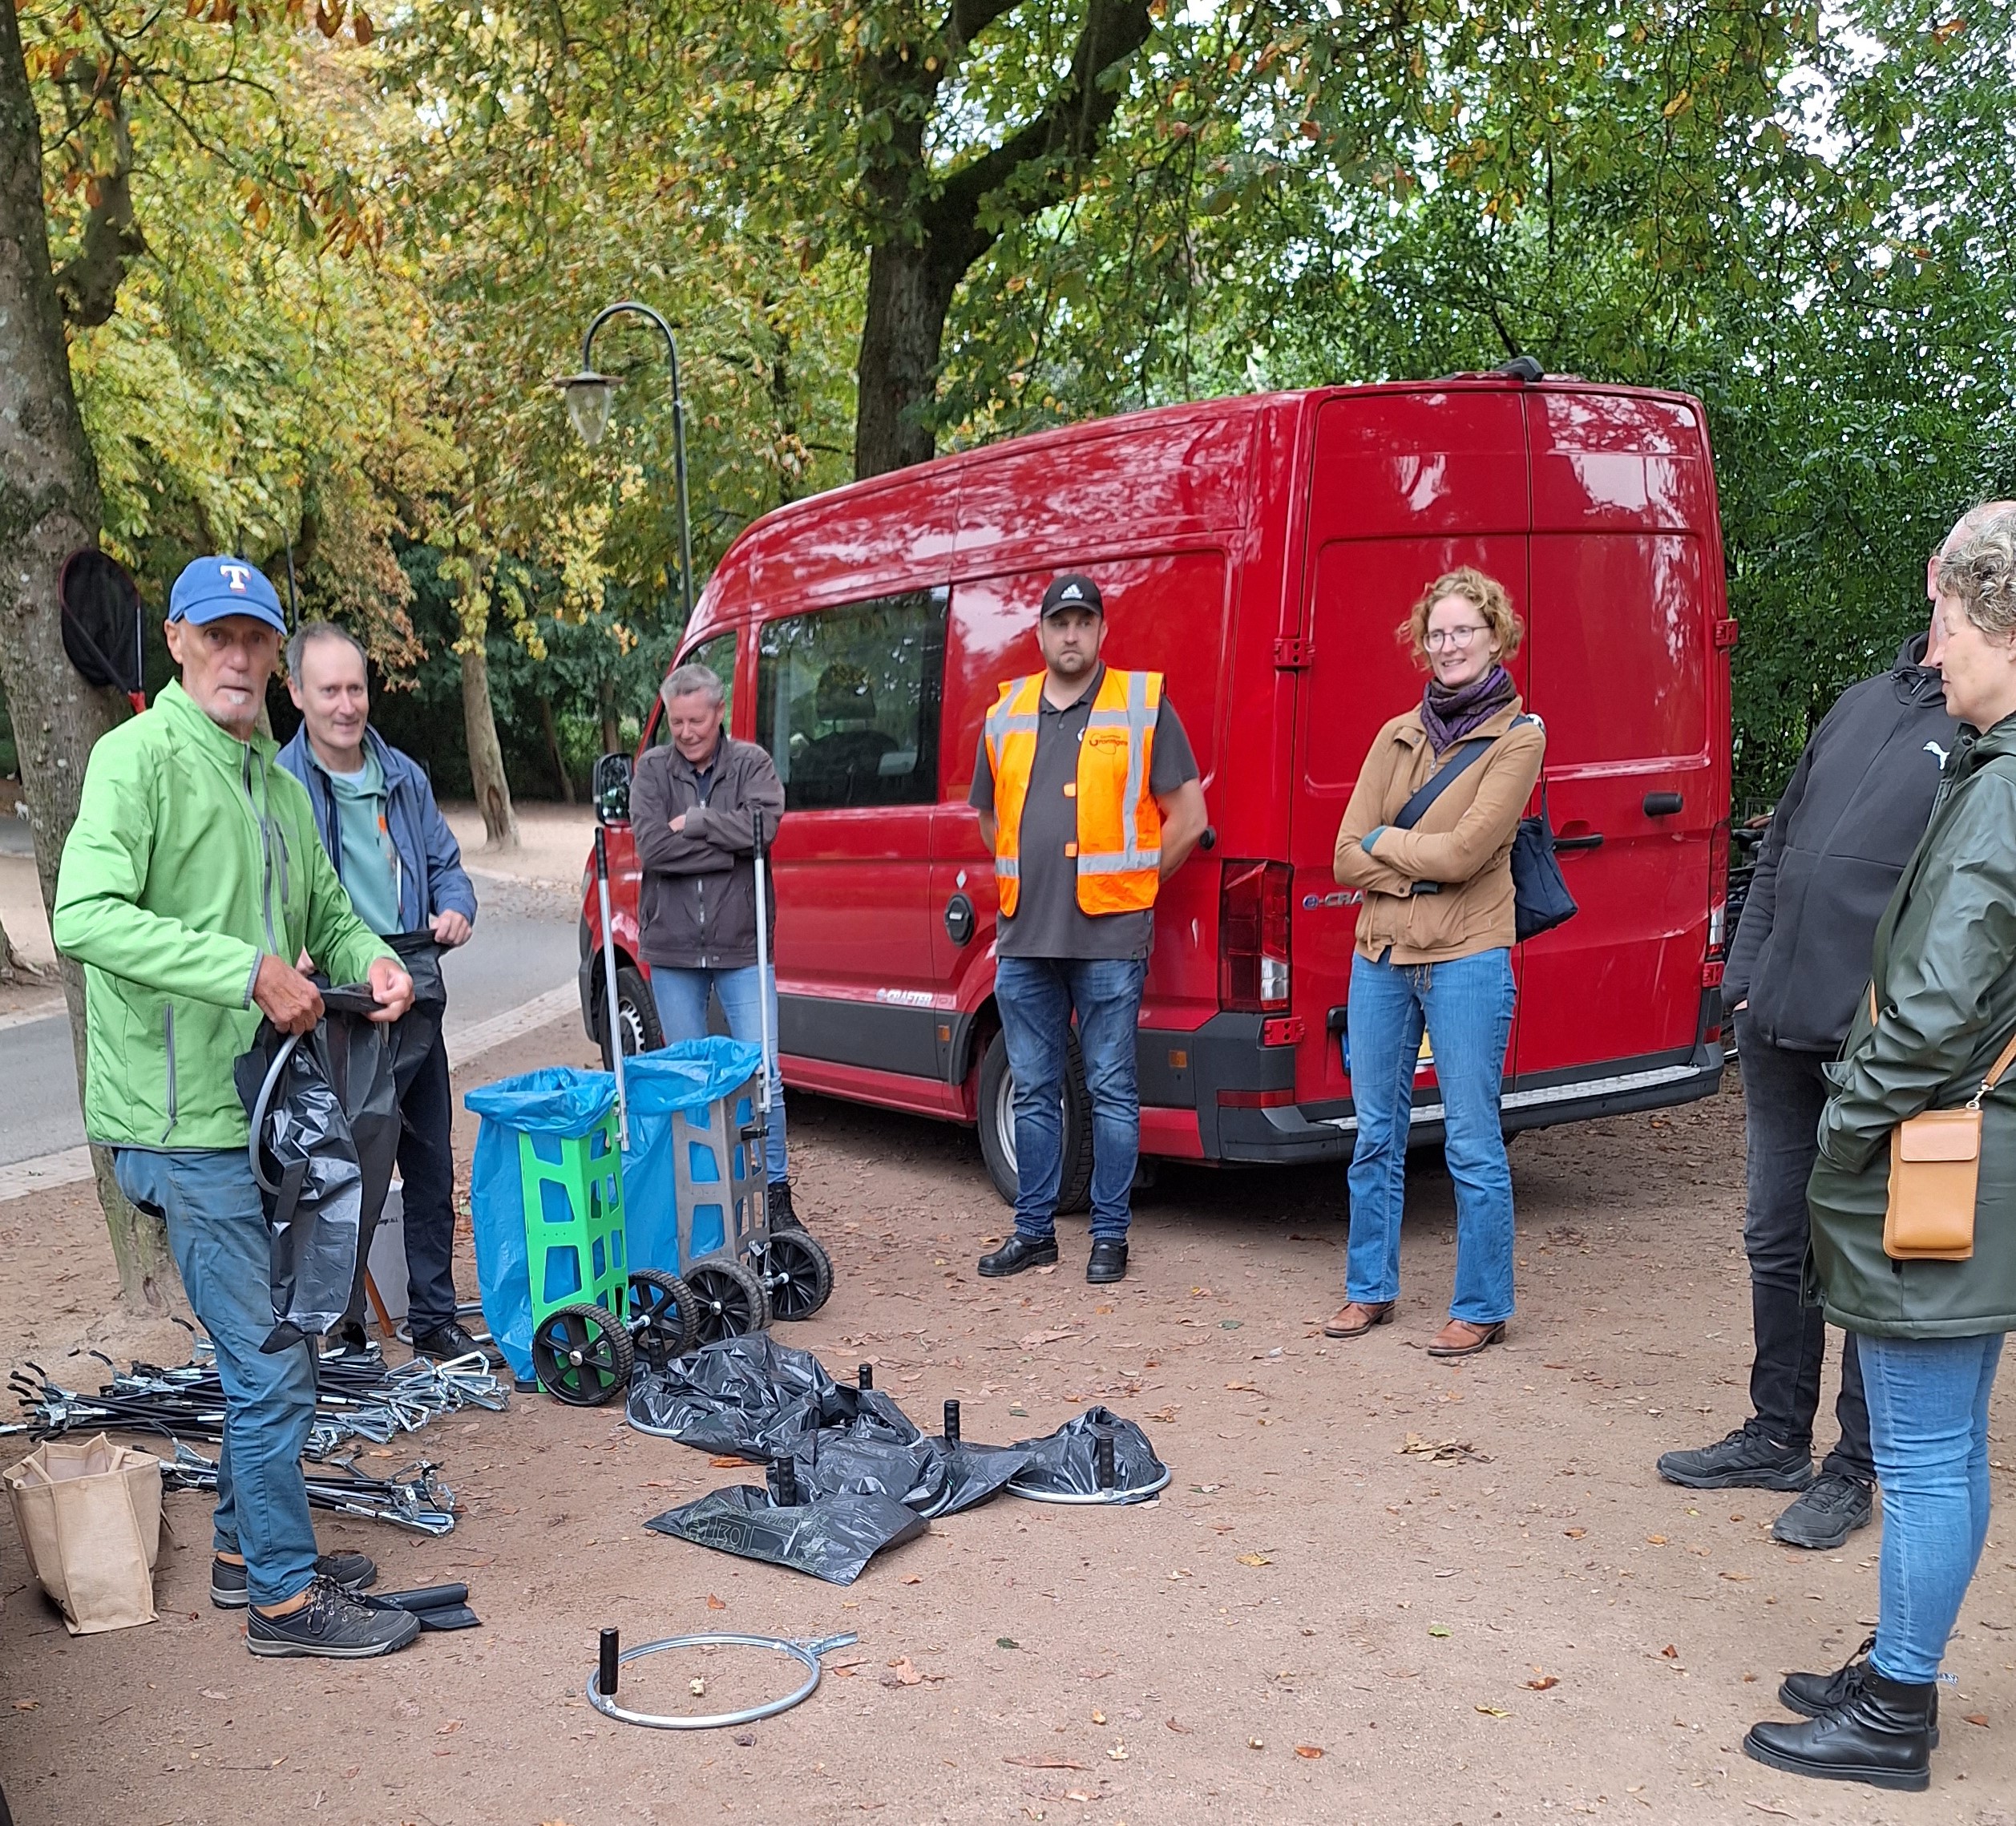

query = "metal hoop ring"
[1004,1462,1172,1505]
[586,1631,858,1731]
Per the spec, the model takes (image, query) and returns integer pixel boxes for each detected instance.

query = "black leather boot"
[1780,1634,1939,1746]
[978,1233,1058,1277]
[1744,1663,1935,1792]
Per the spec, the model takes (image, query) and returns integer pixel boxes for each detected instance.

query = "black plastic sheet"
[775,1430,1031,1521]
[234,986,403,1352]
[645,1483,926,1586]
[1010,1406,1169,1501]
[626,1335,920,1458]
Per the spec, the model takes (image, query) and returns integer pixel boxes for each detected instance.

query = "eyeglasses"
[1424,624,1490,651]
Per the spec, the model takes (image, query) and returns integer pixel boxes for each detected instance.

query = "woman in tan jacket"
[1324,568,1543,1356]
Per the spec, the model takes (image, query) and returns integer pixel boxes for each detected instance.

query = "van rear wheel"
[597,963,664,1068]
[976,1030,1093,1217]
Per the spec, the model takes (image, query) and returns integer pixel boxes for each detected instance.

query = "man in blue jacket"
[280,622,482,1361]
[1656,501,2012,1549]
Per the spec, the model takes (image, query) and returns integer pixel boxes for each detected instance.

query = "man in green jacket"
[53,555,419,1659]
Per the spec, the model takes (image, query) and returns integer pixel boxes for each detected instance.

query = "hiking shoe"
[1772,1473,1874,1549]
[213,1552,378,1610]
[1656,1420,1814,1491]
[1744,1665,1934,1792]
[410,1320,487,1362]
[766,1180,804,1232]
[246,1575,418,1658]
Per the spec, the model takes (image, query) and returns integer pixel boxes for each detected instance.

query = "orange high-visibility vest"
[984,669,1164,918]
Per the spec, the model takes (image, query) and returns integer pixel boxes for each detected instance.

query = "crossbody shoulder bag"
[1390,717,1577,943]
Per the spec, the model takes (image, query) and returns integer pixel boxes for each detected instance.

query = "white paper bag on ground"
[3,1432,164,1634]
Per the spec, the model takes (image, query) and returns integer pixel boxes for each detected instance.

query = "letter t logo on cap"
[219,563,252,592]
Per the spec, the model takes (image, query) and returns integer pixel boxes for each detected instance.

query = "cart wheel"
[742,1228,834,1323]
[685,1258,770,1343]
[531,1303,635,1406]
[627,1269,698,1368]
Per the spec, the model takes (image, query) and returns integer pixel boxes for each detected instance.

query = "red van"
[581,374,1735,1208]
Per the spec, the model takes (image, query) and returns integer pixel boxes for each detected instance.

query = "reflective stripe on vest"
[984,669,1162,918]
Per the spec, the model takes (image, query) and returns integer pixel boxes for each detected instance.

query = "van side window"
[756,589,948,810]
[649,629,739,746]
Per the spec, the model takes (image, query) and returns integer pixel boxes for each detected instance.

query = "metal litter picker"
[733,808,834,1323]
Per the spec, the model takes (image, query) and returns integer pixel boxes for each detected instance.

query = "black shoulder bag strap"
[1391,736,1495,831]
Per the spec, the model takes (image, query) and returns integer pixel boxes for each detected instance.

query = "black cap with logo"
[1040,573,1105,618]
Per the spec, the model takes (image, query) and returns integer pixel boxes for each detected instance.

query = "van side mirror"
[592,751,633,825]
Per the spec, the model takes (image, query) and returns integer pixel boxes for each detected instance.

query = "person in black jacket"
[1656,503,2010,1547]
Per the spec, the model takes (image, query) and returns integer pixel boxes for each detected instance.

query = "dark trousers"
[1736,1013,1873,1482]
[395,1032,461,1335]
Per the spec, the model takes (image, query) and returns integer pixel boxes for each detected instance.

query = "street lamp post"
[551,300,695,623]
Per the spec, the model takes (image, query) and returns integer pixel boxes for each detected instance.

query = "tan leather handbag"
[1877,988,2016,1262]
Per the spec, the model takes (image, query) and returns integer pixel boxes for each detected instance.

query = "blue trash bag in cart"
[621,1039,763,1275]
[464,1066,618,1381]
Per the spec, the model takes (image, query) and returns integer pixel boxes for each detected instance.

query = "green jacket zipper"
[161,1004,178,1141]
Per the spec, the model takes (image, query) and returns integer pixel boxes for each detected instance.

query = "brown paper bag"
[4,1433,164,1634]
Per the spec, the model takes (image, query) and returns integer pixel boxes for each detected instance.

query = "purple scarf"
[1420,664,1516,754]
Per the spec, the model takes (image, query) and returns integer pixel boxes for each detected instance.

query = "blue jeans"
[112,1148,320,1610]
[652,964,789,1183]
[1860,1331,2006,1684]
[995,955,1145,1243]
[1344,948,1517,1324]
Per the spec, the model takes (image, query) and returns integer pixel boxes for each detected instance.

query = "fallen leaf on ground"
[689,1679,705,1697]
[1166,1717,1191,1734]
[11,1702,37,1712]
[1646,1534,1668,1545]
[709,1456,752,1468]
[1564,1527,1587,1538]
[437,1720,463,1735]
[1400,1433,1492,1463]
[1428,1625,1452,1638]
[1107,1742,1129,1761]
[883,1658,924,1687]
[1660,1645,1680,1658]
[1003,1756,1085,1770]
[900,1575,923,1586]
[1222,1319,1243,1330]
[1091,1710,1106,1725]
[996,1637,1020,1649]
[1247,1736,1264,1749]
[1476,1705,1511,1718]
[1719,1570,1751,1582]
[1526,1675,1560,1691]
[733,1731,756,1747]
[1236,1553,1271,1567]
[1295,1744,1324,1759]
[1965,1712,1990,1727]
[706,1594,727,1610]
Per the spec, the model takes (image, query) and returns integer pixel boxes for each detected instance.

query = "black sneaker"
[766,1180,804,1232]
[410,1320,487,1362]
[978,1234,1059,1277]
[246,1575,419,1658]
[1772,1473,1874,1549]
[212,1552,378,1610]
[1656,1420,1815,1491]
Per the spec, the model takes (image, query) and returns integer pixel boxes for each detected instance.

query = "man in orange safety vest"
[970,573,1209,1284]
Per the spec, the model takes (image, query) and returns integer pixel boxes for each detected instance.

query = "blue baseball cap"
[168,556,287,634]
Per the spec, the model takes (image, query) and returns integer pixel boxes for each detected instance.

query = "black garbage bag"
[779,1430,1032,1519]
[624,1333,841,1452]
[341,933,449,1328]
[645,1482,926,1586]
[1010,1405,1168,1501]
[234,986,402,1352]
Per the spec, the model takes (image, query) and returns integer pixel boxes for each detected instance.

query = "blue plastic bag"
[464,1066,619,1381]
[622,1039,762,1275]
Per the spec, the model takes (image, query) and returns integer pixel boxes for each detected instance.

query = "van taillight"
[1220,861,1291,1012]
[1707,818,1731,955]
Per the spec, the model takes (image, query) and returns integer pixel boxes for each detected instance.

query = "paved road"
[0,872,582,1168]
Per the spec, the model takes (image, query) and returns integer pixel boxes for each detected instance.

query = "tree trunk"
[460,640,519,850]
[853,240,964,479]
[536,693,574,802]
[597,677,620,762]
[0,909,22,980]
[0,6,176,1311]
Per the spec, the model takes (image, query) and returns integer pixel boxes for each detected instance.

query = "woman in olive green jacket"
[1744,512,2016,1794]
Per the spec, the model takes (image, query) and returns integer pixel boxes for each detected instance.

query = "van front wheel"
[976,1030,1093,1217]
[597,963,664,1067]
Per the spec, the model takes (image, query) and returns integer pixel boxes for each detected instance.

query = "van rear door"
[1289,388,1531,1109]
[1512,390,1723,1093]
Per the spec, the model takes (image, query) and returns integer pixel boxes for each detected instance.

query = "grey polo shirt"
[969,665,1199,960]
